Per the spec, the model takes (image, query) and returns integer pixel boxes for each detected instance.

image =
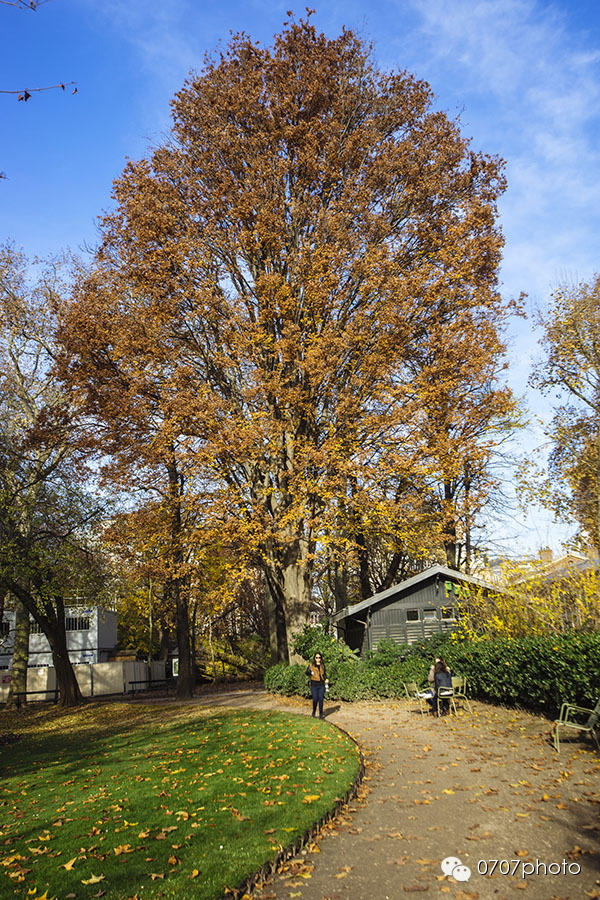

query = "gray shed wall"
[342,576,467,653]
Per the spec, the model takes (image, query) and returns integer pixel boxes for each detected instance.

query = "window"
[406,609,420,621]
[441,607,455,620]
[30,621,43,634]
[0,620,9,637]
[65,616,90,632]
[423,608,437,620]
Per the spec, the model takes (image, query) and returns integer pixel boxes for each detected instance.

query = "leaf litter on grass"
[0,704,360,899]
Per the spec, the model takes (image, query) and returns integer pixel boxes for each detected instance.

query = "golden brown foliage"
[61,15,513,660]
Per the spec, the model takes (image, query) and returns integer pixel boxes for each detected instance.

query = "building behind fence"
[0,605,118,668]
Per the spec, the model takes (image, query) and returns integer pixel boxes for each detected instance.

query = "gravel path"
[191,686,600,900]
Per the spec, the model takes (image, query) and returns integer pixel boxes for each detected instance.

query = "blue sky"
[2,0,600,556]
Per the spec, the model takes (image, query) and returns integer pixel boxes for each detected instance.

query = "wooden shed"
[332,564,497,654]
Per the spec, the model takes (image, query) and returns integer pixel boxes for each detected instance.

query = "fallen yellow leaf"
[60,857,78,871]
[81,874,105,885]
[113,844,133,855]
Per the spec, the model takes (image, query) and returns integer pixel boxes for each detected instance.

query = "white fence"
[0,660,167,703]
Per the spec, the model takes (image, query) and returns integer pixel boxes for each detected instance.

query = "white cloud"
[392,0,600,549]
[399,0,600,296]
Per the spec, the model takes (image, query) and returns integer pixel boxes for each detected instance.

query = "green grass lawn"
[0,702,360,899]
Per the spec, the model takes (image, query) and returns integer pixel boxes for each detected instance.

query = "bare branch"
[0,82,77,101]
[0,1,50,10]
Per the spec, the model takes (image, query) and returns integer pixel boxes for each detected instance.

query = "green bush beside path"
[265,627,600,715]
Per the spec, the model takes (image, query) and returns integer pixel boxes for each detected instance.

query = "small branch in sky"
[0,1,50,9]
[0,82,77,101]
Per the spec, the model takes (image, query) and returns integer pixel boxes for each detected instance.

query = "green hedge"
[442,631,600,713]
[263,628,600,716]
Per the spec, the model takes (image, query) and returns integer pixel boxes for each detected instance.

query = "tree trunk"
[262,532,312,663]
[264,568,290,664]
[349,475,372,601]
[329,558,348,613]
[443,480,458,570]
[464,461,472,574]
[283,551,312,655]
[147,577,153,663]
[6,598,29,708]
[157,620,172,660]
[174,582,194,697]
[379,551,405,593]
[166,456,194,699]
[190,598,198,682]
[596,427,600,551]
[4,582,83,706]
[46,598,83,706]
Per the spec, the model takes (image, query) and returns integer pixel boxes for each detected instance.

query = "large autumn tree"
[531,276,600,549]
[61,15,509,661]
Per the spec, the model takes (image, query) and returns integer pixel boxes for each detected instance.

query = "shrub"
[291,624,360,666]
[264,662,309,697]
[326,661,372,701]
[364,638,408,668]
[447,631,600,714]
[264,630,600,716]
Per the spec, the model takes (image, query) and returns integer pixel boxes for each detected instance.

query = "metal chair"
[451,675,472,713]
[403,681,433,715]
[552,698,600,752]
[436,685,457,717]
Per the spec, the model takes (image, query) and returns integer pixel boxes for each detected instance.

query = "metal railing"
[127,678,171,696]
[14,688,59,709]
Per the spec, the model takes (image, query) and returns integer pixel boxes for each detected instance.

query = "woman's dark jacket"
[434,670,452,691]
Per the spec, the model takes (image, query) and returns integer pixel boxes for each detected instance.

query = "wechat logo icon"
[441,856,472,882]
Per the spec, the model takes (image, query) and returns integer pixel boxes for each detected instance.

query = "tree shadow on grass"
[0,704,271,780]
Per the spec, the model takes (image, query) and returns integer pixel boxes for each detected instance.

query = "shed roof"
[332,563,502,623]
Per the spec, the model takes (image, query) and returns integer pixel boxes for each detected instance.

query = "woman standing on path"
[306,653,327,718]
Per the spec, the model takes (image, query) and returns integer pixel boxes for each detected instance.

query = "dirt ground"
[194,686,600,900]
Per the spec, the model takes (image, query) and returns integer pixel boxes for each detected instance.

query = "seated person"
[427,659,452,715]
[428,657,451,682]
